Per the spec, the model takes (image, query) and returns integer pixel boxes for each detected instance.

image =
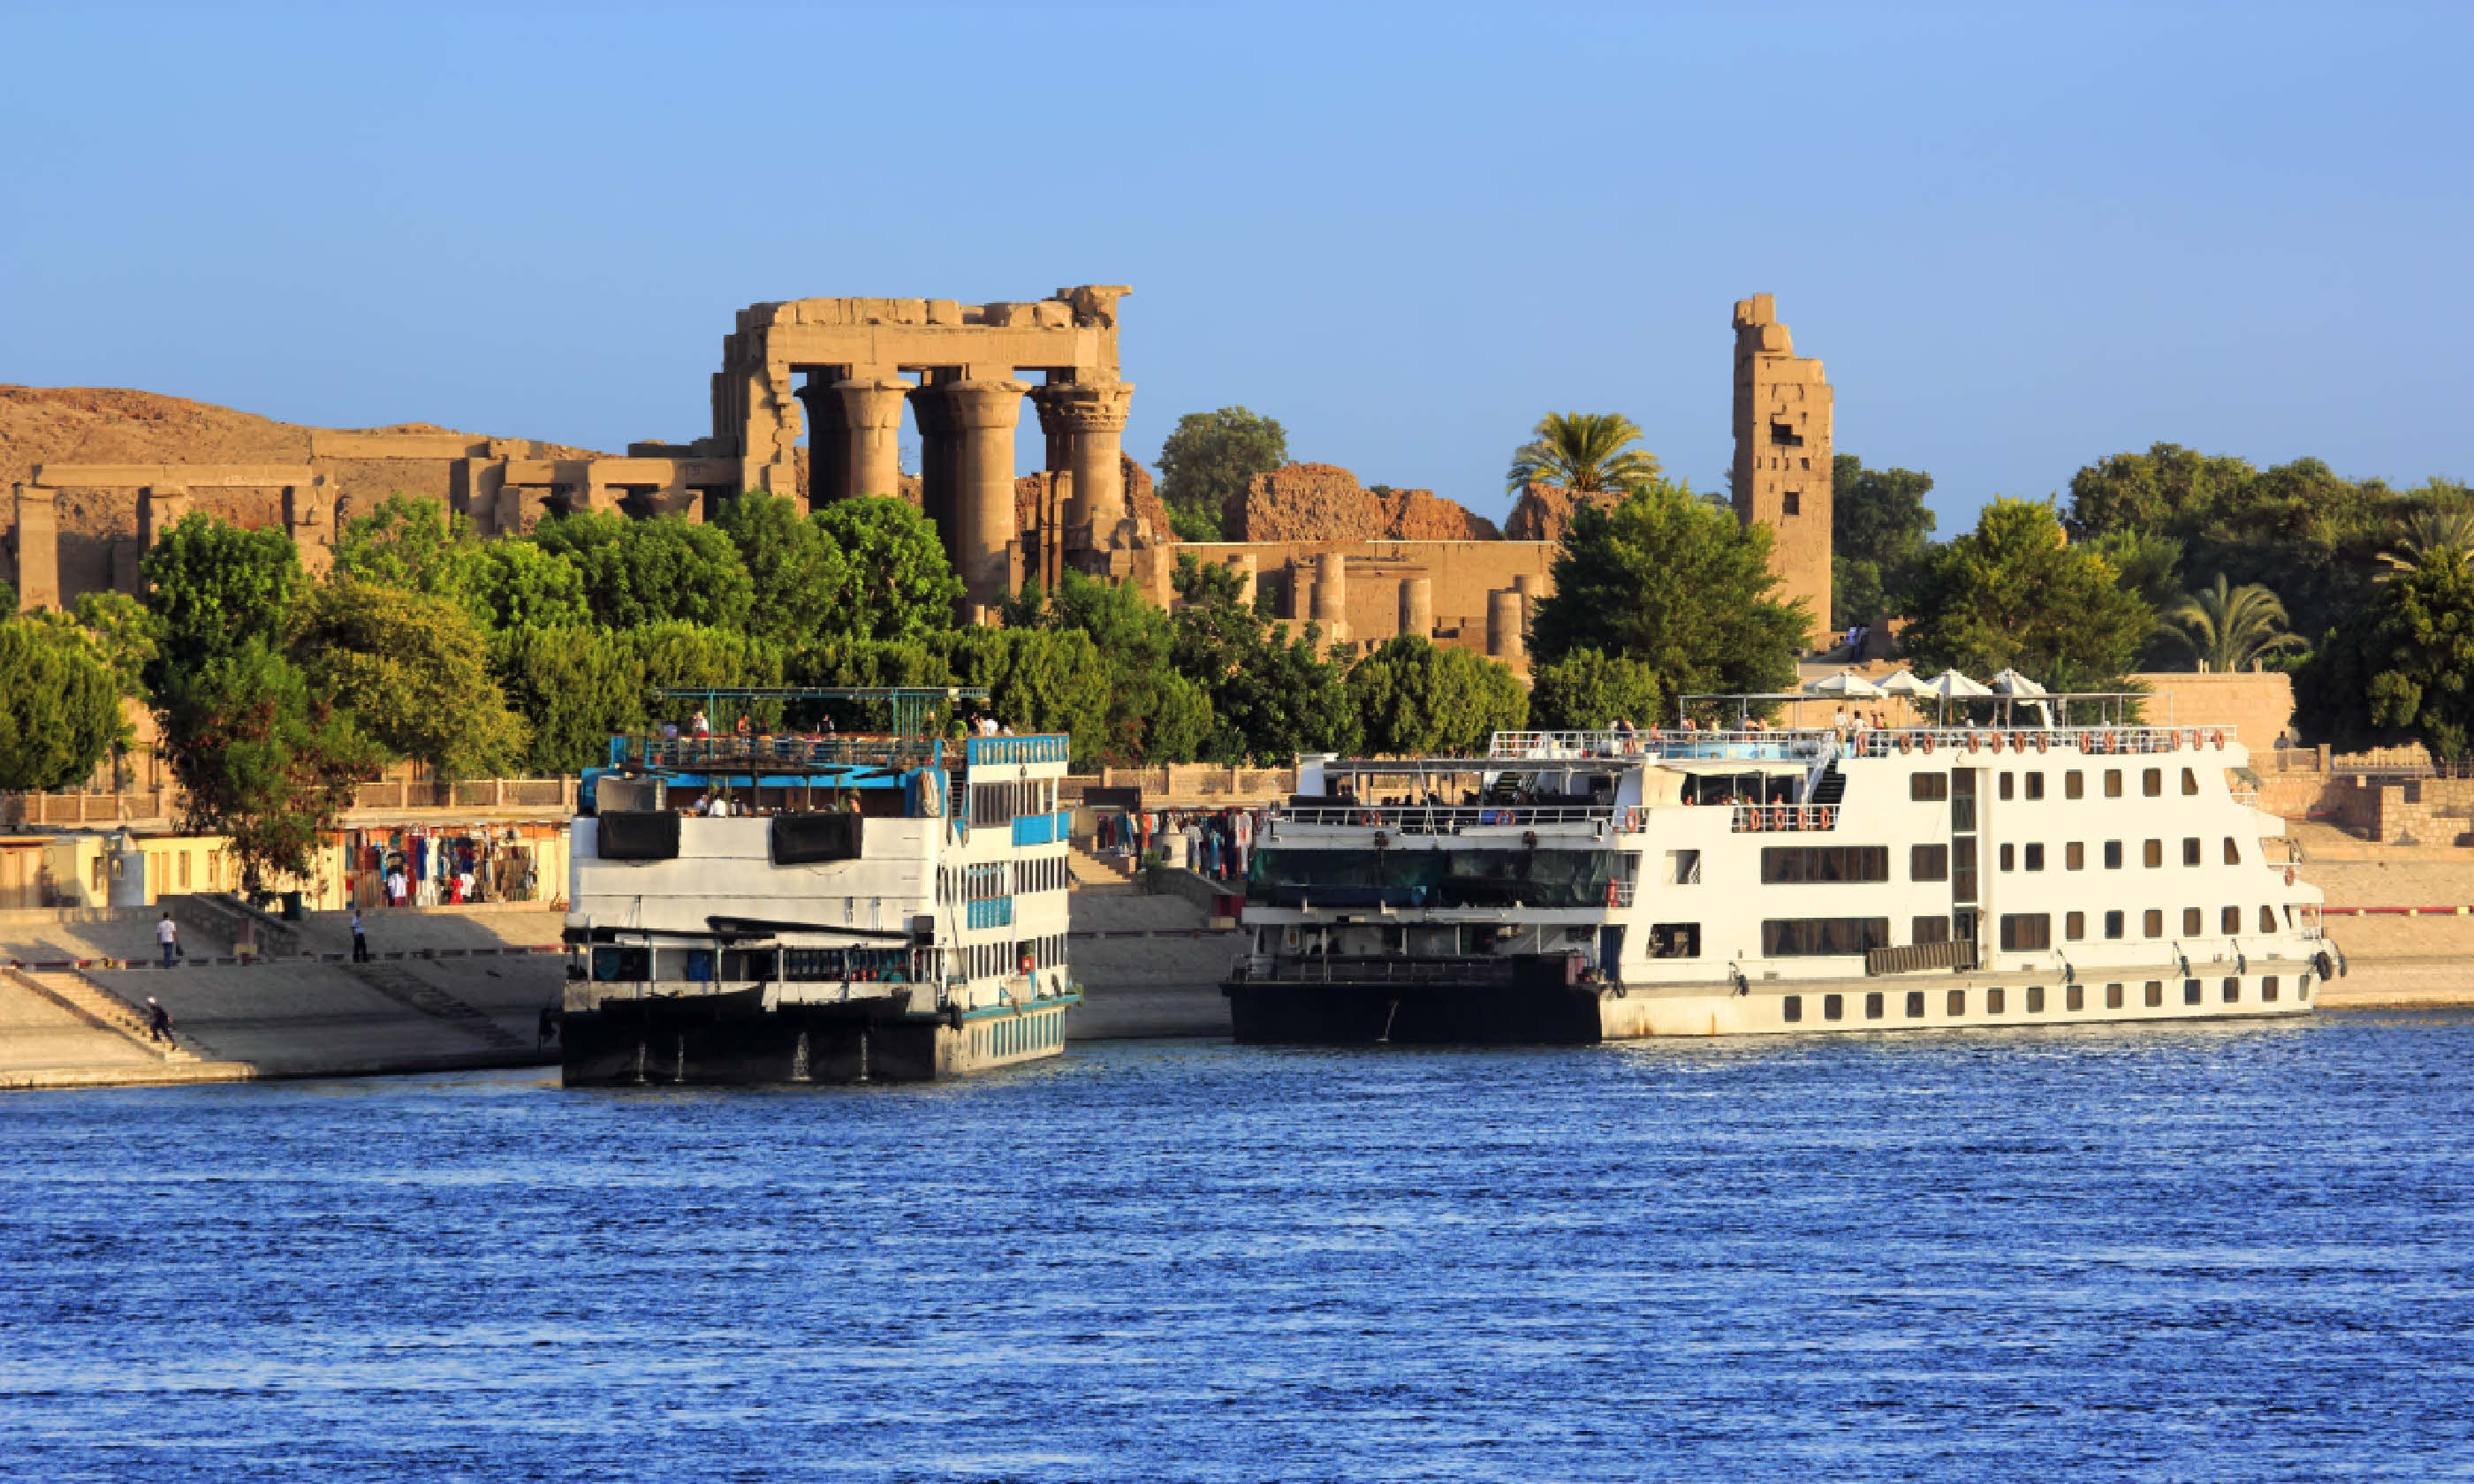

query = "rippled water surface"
[6,1013,2474,1481]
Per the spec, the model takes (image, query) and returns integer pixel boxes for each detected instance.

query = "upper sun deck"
[1489,724,2249,765]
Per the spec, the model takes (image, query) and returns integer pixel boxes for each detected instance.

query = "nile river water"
[5,1013,2473,1481]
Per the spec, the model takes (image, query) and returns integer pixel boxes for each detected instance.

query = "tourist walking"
[351,908,370,963]
[145,997,172,1042]
[155,912,179,968]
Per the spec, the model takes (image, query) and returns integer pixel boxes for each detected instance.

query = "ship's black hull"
[1221,958,1605,1045]
[561,987,947,1085]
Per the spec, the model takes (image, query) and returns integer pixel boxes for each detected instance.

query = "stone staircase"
[341,963,532,1050]
[3,965,207,1064]
[1068,844,1138,889]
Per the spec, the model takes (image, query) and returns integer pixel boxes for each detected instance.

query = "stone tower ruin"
[1730,293,1833,646]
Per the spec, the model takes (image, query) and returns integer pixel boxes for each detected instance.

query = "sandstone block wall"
[1731,295,1832,646]
[2132,671,2296,753]
[1221,464,1499,543]
[1173,539,1554,656]
[1502,481,1620,542]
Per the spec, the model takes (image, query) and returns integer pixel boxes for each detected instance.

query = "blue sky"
[3,3,2466,533]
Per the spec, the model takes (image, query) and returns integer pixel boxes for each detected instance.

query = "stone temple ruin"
[5,288,1835,663]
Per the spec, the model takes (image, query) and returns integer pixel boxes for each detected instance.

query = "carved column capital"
[1036,381,1134,435]
[945,379,1032,431]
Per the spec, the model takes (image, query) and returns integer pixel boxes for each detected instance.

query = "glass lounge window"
[1911,844,1949,882]
[1911,772,1949,802]
[1912,915,1950,944]
[1999,913,2051,950]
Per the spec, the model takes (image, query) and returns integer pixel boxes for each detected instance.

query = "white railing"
[1732,803,1840,833]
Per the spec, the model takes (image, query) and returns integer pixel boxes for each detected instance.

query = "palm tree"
[1505,413,1661,494]
[2376,505,2474,581]
[2162,574,2308,672]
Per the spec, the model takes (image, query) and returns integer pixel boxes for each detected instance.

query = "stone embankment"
[2298,859,2474,1010]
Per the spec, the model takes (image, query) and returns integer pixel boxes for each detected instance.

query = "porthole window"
[2104,841,2123,869]
[2025,773,2045,800]
[2025,843,2045,871]
[2000,772,2015,802]
[2144,839,2164,868]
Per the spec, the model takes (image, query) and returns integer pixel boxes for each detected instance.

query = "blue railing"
[966,735,1070,768]
[967,898,1014,930]
[1013,814,1057,846]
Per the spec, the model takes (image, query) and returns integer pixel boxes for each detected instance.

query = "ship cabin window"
[2144,768,2163,798]
[1987,988,2006,1013]
[2262,975,2280,1002]
[2144,909,2163,938]
[1906,991,1926,1018]
[2260,905,2278,933]
[2145,981,2164,1007]
[1760,845,1889,883]
[1999,772,2015,801]
[2026,985,2046,1012]
[2025,772,2045,800]
[2067,842,2085,871]
[1912,915,1949,943]
[1666,850,1702,885]
[1823,994,1844,1021]
[2106,982,2125,1009]
[2144,839,2164,868]
[2223,976,2241,1003]
[1952,839,1978,903]
[2182,768,2200,795]
[1865,991,1885,1019]
[2067,984,2086,1011]
[2184,907,2203,935]
[1650,923,1701,958]
[2221,905,2241,935]
[1998,912,2051,950]
[1947,989,1967,1017]
[1911,773,1949,802]
[2183,837,2202,867]
[2065,911,2085,941]
[2224,837,2242,865]
[2024,844,2045,871]
[2105,768,2123,799]
[1762,918,1890,956]
[1910,844,1948,882]
[2184,978,2204,1004]
[2104,910,2125,940]
[1782,996,1802,1023]
[2065,769,2085,800]
[1999,843,2015,873]
[2104,841,2124,869]
[589,945,653,982]
[1952,770,1977,830]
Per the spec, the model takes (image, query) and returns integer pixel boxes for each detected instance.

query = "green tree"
[333,494,484,599]
[942,627,1116,762]
[1829,455,1935,629]
[2160,574,2308,673]
[2355,548,2474,760]
[2377,504,2474,581]
[140,513,305,685]
[1899,498,2154,693]
[467,540,591,630]
[1005,570,1214,763]
[1341,635,1529,756]
[155,639,379,886]
[0,617,125,791]
[713,491,852,643]
[1157,406,1288,541]
[813,496,963,640]
[1529,648,1666,731]
[491,625,648,775]
[292,580,531,779]
[1529,479,1805,719]
[1506,413,1661,494]
[1168,553,1350,763]
[532,511,755,631]
[68,591,163,697]
[621,622,788,731]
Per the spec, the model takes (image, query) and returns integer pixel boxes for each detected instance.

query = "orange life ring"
[2034,732,2049,754]
[1897,733,1912,753]
[2183,729,2199,750]
[1743,805,1764,832]
[1771,804,1789,830]
[1920,735,1935,755]
[2212,731,2227,750]
[1966,733,1981,753]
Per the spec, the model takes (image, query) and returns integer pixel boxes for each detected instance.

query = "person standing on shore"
[351,909,370,963]
[156,912,178,968]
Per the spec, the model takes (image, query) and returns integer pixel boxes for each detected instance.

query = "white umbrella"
[1926,669,1994,698]
[1802,670,1885,699]
[1988,669,2045,695]
[1875,669,1932,696]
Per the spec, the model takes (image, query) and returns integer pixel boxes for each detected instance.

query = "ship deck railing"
[1485,724,2249,765]
[615,733,945,774]
[1733,803,1840,833]
[1279,804,1617,832]
[1228,954,1522,986]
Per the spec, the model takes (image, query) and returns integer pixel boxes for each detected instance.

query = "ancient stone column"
[1514,573,1543,615]
[907,385,959,545]
[1036,382,1135,538]
[1487,588,1525,662]
[1226,553,1258,607]
[11,484,59,611]
[139,485,191,549]
[1399,576,1434,637]
[1309,551,1349,642]
[823,378,910,504]
[945,380,1031,618]
[285,483,334,577]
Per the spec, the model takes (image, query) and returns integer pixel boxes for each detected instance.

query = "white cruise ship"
[1222,713,2340,1041]
[560,687,1076,1085]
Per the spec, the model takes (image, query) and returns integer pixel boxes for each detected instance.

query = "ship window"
[2065,911,2085,941]
[1761,918,1890,956]
[2024,772,2045,800]
[1999,843,2015,873]
[2221,905,2240,934]
[1760,845,1890,882]
[2024,843,2045,871]
[2067,842,2085,871]
[1947,989,1967,1017]
[2260,905,2278,933]
[2104,910,2124,940]
[2144,909,2163,938]
[2144,839,2164,868]
[1905,991,1926,1018]
[2298,974,2311,998]
[2000,772,2015,801]
[1911,915,1949,944]
[589,945,652,982]
[2067,984,2086,1011]
[2224,837,2241,864]
[2026,985,2046,1012]
[2145,981,2163,1007]
[1864,991,1884,1019]
[2106,982,2125,1009]
[1952,838,1978,904]
[1782,996,1802,1023]
[1650,923,1700,958]
[1911,772,1949,802]
[2144,768,2162,797]
[2105,769,2123,799]
[1952,770,1977,830]
[2223,976,2241,1003]
[2065,769,2084,800]
[2262,975,2280,1002]
[1910,844,1948,882]
[1987,988,2006,1013]
[2184,978,2203,1004]
[1667,849,1702,885]
[1998,913,2051,950]
[2182,837,2201,866]
[2103,840,2122,869]
[1823,993,1845,1020]
[2182,768,2200,795]
[2183,907,2202,935]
